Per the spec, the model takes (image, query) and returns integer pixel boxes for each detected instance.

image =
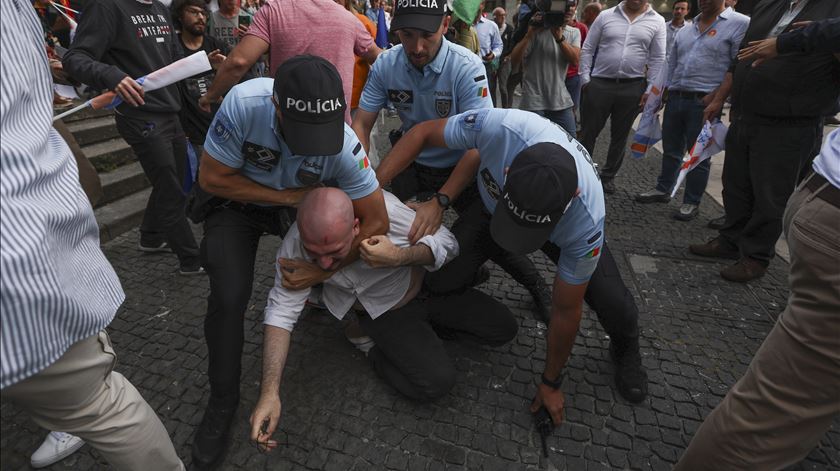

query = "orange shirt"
[352,11,377,109]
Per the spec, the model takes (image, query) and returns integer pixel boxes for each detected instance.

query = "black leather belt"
[592,76,645,84]
[670,90,708,99]
[805,172,840,208]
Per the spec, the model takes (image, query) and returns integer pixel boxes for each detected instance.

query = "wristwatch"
[541,371,564,390]
[555,35,565,44]
[432,192,451,209]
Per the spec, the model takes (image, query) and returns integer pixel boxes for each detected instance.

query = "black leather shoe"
[528,284,552,324]
[688,237,739,260]
[191,396,238,469]
[609,338,648,403]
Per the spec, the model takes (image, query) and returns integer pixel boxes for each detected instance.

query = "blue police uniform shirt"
[358,38,492,169]
[204,78,378,202]
[444,108,606,285]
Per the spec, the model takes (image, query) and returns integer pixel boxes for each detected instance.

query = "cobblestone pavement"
[2,119,838,471]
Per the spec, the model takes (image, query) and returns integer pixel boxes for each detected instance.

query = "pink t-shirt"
[248,0,374,123]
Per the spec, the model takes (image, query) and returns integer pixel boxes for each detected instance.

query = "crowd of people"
[1,0,838,469]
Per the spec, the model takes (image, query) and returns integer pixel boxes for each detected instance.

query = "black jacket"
[63,0,183,116]
[730,0,840,123]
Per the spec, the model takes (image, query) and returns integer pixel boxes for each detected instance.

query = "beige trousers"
[3,331,184,471]
[675,175,840,470]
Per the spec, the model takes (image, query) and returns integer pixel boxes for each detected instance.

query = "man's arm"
[509,24,538,69]
[360,44,383,64]
[737,18,840,66]
[490,22,504,59]
[529,277,587,425]
[199,35,269,112]
[198,151,312,206]
[554,27,580,67]
[578,13,603,85]
[281,188,390,290]
[702,71,733,122]
[249,325,291,451]
[376,118,450,186]
[351,109,379,154]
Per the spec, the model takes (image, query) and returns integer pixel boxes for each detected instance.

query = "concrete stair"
[59,105,150,243]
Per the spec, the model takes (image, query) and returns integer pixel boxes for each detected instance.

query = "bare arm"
[558,38,580,67]
[376,118,450,186]
[509,27,538,69]
[249,325,292,451]
[529,277,587,425]
[198,151,312,206]
[702,71,733,122]
[351,108,379,154]
[199,35,269,111]
[359,235,435,268]
[360,43,383,64]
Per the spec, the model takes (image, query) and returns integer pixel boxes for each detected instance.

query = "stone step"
[97,161,149,208]
[66,115,120,146]
[83,137,135,172]
[95,187,150,244]
[55,102,113,123]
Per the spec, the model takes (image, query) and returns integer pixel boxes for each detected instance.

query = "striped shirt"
[0,0,125,389]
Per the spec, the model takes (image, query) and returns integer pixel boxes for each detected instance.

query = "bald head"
[298,188,354,244]
[582,2,602,26]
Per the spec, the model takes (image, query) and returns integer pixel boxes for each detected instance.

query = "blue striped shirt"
[0,0,125,389]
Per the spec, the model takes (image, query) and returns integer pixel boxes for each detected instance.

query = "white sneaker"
[344,316,375,355]
[31,432,84,468]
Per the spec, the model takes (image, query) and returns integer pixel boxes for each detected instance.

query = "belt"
[805,172,840,209]
[669,90,708,99]
[592,76,645,84]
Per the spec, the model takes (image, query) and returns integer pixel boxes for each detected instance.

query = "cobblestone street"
[2,120,838,471]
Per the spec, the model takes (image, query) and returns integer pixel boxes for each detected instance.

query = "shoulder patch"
[473,74,486,82]
[460,110,487,131]
[210,114,233,143]
[352,142,362,155]
[587,231,602,245]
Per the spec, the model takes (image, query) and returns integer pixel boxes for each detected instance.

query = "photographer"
[509,1,581,135]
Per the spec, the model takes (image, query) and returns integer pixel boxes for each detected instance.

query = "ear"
[353,218,361,237]
[441,15,452,31]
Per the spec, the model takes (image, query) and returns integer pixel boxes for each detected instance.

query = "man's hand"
[737,38,778,67]
[359,235,402,268]
[235,24,249,38]
[550,26,565,42]
[208,49,227,69]
[638,92,649,109]
[250,393,281,453]
[530,383,565,425]
[279,258,332,290]
[483,51,495,61]
[198,94,220,113]
[405,199,443,245]
[114,76,145,107]
[703,97,724,122]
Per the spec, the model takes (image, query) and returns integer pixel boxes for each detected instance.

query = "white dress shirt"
[579,1,667,85]
[263,191,459,332]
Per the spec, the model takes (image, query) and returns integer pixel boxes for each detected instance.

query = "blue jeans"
[532,107,577,138]
[656,93,711,205]
[565,74,582,110]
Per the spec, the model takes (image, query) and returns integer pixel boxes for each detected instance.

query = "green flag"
[450,0,482,25]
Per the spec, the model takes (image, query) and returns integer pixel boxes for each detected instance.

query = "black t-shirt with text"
[178,34,228,142]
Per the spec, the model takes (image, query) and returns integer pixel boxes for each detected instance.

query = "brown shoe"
[688,237,739,260]
[720,258,767,283]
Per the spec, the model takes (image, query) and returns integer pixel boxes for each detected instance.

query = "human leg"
[578,79,614,158]
[4,332,184,471]
[599,81,645,182]
[675,177,840,469]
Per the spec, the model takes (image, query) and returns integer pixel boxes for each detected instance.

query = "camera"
[529,0,576,28]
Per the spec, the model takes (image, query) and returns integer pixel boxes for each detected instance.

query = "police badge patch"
[242,141,280,172]
[435,99,452,118]
[211,114,233,143]
[387,89,413,104]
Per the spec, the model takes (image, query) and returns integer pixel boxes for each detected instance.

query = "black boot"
[191,394,239,469]
[609,336,648,403]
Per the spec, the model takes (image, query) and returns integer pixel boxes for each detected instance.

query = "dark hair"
[170,0,208,30]
[672,0,690,8]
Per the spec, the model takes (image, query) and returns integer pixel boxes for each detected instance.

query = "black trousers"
[359,288,517,402]
[579,78,646,182]
[200,206,295,398]
[425,200,639,340]
[114,112,199,266]
[485,62,498,108]
[391,164,545,292]
[719,118,821,264]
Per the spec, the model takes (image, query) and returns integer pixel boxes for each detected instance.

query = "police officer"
[378,107,648,422]
[191,55,388,468]
[351,0,552,318]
